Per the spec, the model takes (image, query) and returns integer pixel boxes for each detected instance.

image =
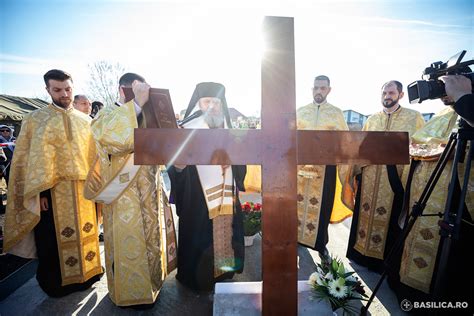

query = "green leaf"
[343,272,355,278]
[337,262,345,275]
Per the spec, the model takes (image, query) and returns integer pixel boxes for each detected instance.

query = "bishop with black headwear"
[168,82,246,291]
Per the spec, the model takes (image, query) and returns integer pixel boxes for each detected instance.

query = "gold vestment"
[4,105,102,285]
[296,102,349,247]
[88,102,166,306]
[354,106,425,259]
[400,107,474,293]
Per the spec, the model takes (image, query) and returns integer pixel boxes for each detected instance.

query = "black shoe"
[99,232,104,242]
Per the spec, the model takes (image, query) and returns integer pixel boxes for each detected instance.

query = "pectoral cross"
[134,16,408,315]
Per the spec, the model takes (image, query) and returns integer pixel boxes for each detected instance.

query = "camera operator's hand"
[440,75,472,102]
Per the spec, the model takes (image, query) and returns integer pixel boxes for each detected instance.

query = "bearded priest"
[346,80,425,273]
[168,82,246,291]
[3,69,103,297]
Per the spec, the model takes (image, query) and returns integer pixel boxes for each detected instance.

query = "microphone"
[178,110,203,127]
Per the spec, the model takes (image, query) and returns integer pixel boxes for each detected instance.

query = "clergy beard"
[382,97,399,108]
[52,96,72,109]
[313,94,326,104]
[204,112,225,129]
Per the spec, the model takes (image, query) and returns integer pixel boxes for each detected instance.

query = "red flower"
[254,203,262,211]
[242,202,251,212]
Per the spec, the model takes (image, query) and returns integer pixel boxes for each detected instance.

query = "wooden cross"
[134,16,408,315]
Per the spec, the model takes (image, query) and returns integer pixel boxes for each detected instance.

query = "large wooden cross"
[134,16,408,315]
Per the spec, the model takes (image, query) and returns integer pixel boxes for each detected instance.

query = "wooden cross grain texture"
[134,16,409,315]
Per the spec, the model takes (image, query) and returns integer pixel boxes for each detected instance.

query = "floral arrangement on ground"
[241,201,262,236]
[308,256,368,315]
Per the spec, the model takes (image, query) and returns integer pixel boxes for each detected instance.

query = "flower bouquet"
[241,202,262,236]
[308,256,367,315]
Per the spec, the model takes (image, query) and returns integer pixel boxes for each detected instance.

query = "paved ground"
[0,191,406,315]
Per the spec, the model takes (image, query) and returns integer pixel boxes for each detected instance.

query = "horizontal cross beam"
[134,129,409,165]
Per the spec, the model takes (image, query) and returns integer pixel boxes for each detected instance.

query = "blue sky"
[1,0,473,116]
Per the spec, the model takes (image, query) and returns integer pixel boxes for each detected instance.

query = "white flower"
[325,271,334,281]
[317,266,324,276]
[308,272,318,286]
[328,278,348,299]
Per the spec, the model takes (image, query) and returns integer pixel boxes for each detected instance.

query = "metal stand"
[361,120,474,315]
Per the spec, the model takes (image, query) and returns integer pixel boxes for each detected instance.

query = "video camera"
[408,50,474,104]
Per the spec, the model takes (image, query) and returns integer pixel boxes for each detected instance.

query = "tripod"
[361,119,474,315]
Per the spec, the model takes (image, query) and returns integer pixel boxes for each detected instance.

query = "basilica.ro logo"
[401,299,413,312]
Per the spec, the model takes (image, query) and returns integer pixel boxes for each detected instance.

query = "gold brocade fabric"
[4,105,101,284]
[399,161,450,293]
[52,181,102,285]
[400,108,474,293]
[91,102,165,306]
[296,102,349,247]
[244,165,261,193]
[354,107,425,259]
[410,107,458,159]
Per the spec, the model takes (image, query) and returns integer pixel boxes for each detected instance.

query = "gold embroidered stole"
[297,165,326,247]
[52,181,102,285]
[296,102,349,247]
[353,107,424,259]
[354,165,403,259]
[182,114,236,277]
[399,108,465,293]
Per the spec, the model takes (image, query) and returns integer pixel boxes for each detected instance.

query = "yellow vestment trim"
[4,105,96,257]
[296,102,349,247]
[354,107,425,259]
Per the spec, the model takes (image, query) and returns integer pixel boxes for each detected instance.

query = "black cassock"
[34,190,102,297]
[168,165,246,291]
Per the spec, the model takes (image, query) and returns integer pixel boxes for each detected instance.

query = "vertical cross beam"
[261,16,297,315]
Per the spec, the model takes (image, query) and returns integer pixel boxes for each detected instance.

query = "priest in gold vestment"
[297,75,349,262]
[389,96,474,307]
[3,69,103,297]
[84,73,166,307]
[347,80,425,272]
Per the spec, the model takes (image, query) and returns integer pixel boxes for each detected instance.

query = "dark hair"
[90,101,104,118]
[119,73,146,87]
[43,69,72,87]
[382,80,403,93]
[314,75,330,86]
[91,101,104,110]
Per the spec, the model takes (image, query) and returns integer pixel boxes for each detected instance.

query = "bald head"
[73,95,92,115]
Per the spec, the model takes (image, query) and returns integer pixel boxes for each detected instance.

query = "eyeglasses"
[0,130,10,132]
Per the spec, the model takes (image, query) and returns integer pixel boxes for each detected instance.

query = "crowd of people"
[0,68,472,311]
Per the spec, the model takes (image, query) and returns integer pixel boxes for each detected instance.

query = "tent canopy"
[0,94,48,121]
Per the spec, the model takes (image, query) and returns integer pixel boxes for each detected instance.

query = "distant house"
[0,94,49,136]
[343,110,368,130]
[422,112,435,122]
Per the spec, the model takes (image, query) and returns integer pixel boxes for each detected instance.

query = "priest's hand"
[174,165,187,171]
[132,80,151,107]
[40,197,49,211]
